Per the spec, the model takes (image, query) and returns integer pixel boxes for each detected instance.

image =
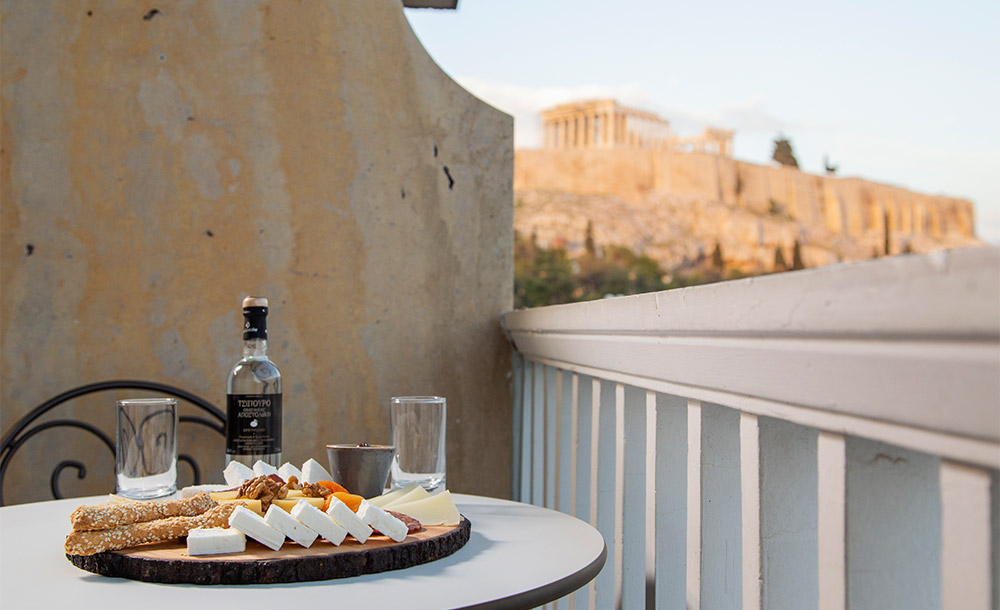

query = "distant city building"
[540,99,733,157]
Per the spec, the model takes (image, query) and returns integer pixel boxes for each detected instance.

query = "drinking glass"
[390,396,446,492]
[115,398,178,499]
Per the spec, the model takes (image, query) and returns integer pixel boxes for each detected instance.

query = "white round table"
[0,493,605,609]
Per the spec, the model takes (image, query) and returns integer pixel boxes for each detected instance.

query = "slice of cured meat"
[386,510,422,534]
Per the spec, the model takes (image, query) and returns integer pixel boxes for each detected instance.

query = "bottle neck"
[243,338,268,358]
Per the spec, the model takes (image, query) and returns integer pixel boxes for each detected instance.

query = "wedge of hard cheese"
[389,490,460,527]
[381,484,430,509]
[368,482,420,508]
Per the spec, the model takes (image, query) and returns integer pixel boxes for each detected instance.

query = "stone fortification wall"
[515,149,976,245]
[1,1,513,502]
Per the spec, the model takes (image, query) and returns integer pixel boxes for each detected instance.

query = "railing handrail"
[504,247,1000,468]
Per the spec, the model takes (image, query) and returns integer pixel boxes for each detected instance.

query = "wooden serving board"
[67,517,471,585]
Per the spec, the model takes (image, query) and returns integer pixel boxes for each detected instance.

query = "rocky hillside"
[514,149,981,276]
[514,188,981,276]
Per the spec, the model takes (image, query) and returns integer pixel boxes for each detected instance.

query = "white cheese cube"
[253,460,279,478]
[291,500,347,546]
[186,527,246,556]
[390,489,461,526]
[325,495,372,543]
[277,462,303,483]
[264,504,318,548]
[300,458,332,484]
[357,500,408,542]
[223,461,255,487]
[228,504,284,551]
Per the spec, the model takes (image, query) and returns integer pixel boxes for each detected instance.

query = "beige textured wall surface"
[1,0,514,503]
[514,149,976,242]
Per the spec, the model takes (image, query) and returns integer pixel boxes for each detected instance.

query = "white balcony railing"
[503,247,999,610]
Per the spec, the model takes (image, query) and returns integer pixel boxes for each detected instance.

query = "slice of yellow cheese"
[368,483,420,508]
[285,490,305,498]
[271,497,326,513]
[389,490,460,527]
[382,485,430,509]
[217,498,263,516]
[210,490,240,502]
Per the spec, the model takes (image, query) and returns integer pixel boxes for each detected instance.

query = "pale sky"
[405,0,1000,244]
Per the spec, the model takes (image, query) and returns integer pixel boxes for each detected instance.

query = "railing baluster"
[532,362,545,506]
[817,431,846,610]
[546,366,558,510]
[620,386,646,609]
[573,374,594,610]
[686,399,702,609]
[644,390,656,609]
[519,358,534,504]
[561,372,577,517]
[940,460,993,609]
[655,393,687,609]
[593,380,617,609]
[511,352,523,502]
[741,412,761,610]
[700,403,743,608]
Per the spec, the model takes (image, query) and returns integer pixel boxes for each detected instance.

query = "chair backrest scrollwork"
[0,381,225,506]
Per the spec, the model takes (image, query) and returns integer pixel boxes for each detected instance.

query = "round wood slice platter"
[67,517,471,585]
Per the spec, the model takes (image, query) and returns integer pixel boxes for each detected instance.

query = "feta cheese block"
[290,500,347,546]
[186,527,246,556]
[223,460,255,487]
[300,458,333,484]
[382,484,430,509]
[368,482,421,508]
[253,460,279,478]
[389,489,461,526]
[357,500,408,542]
[325,495,372,543]
[228,504,284,551]
[264,504,318,548]
[277,462,303,483]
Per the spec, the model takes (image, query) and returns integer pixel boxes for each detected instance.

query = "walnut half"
[236,475,287,512]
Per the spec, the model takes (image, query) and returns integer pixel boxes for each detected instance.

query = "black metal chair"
[0,380,225,506]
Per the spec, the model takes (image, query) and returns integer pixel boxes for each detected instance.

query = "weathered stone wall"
[514,149,977,243]
[1,0,514,502]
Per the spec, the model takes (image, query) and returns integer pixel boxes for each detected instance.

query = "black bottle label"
[243,306,268,340]
[226,393,282,455]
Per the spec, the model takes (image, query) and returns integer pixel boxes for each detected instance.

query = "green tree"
[774,245,788,272]
[791,240,806,270]
[514,232,575,308]
[584,220,596,256]
[772,135,799,168]
[711,242,724,270]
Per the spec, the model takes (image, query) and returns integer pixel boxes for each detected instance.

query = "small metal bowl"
[326,444,395,499]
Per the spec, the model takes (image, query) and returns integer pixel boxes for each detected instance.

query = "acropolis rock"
[516,100,979,273]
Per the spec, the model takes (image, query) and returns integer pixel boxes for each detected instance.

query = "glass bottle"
[225,296,282,467]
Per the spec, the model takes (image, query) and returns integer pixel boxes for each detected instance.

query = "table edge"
[457,537,607,610]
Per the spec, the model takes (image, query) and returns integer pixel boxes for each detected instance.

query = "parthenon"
[541,99,670,150]
[541,99,733,157]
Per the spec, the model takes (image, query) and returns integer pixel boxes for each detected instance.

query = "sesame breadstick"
[69,493,218,531]
[65,503,238,556]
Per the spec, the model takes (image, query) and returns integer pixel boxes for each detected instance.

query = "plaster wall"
[1,0,514,501]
